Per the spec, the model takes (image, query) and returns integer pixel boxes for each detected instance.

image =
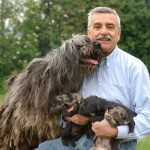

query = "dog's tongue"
[82,58,98,65]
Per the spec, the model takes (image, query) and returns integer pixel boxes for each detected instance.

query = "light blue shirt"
[79,45,150,140]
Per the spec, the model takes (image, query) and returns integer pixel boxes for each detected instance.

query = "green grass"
[137,135,150,150]
[0,93,149,149]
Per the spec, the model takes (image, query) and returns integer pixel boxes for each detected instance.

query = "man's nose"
[100,26,108,35]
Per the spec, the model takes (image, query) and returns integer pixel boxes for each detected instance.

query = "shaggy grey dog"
[0,34,101,150]
[62,96,136,150]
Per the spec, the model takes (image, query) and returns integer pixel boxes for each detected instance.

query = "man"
[36,7,150,150]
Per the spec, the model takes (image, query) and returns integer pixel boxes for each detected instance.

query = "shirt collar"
[99,45,119,67]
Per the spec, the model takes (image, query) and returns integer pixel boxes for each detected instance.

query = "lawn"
[0,93,149,149]
[137,135,150,150]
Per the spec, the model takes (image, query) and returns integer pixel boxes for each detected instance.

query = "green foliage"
[117,0,150,69]
[0,0,150,80]
[0,0,39,76]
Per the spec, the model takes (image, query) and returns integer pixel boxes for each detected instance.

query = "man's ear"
[87,29,90,36]
[117,29,121,42]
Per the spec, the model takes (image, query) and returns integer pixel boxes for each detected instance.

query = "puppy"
[61,95,136,149]
[91,105,134,150]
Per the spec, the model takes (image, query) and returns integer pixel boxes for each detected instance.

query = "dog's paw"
[128,120,135,133]
[105,115,116,127]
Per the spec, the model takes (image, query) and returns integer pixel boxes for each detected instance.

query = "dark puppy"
[61,96,136,149]
[78,96,136,133]
[61,97,93,147]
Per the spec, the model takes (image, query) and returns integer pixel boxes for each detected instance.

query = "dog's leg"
[85,123,95,138]
[110,139,122,150]
[105,115,117,127]
[128,120,135,133]
[61,123,73,146]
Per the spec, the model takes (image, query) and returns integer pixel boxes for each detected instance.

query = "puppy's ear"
[107,105,117,111]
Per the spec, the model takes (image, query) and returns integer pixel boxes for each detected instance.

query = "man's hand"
[91,109,118,138]
[65,114,89,125]
[91,119,118,138]
[64,104,89,125]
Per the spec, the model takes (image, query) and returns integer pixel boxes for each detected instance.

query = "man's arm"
[63,105,90,125]
[93,63,150,140]
[65,114,89,125]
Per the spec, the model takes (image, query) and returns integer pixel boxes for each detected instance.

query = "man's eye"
[107,25,115,30]
[94,26,101,29]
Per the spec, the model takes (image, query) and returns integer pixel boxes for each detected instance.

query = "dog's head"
[51,93,82,113]
[72,34,101,59]
[71,34,101,74]
[107,106,129,126]
[78,96,101,117]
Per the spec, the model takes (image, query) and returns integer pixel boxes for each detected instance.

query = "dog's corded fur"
[62,96,136,150]
[0,34,101,150]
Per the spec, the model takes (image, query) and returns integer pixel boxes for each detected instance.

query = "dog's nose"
[94,42,101,50]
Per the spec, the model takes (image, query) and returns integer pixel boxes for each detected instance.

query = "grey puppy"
[91,106,133,150]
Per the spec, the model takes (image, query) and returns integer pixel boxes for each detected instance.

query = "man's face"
[88,13,121,56]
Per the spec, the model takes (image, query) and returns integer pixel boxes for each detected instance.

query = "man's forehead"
[91,13,117,25]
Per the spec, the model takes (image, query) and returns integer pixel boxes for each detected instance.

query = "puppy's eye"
[89,113,95,116]
[124,116,128,121]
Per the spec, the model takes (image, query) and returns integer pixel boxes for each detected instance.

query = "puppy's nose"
[94,42,101,50]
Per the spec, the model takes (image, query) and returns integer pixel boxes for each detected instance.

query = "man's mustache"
[96,35,112,40]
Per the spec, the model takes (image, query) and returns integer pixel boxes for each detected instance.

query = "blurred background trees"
[0,0,150,90]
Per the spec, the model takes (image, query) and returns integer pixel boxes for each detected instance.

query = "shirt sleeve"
[117,62,150,140]
[116,125,129,139]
